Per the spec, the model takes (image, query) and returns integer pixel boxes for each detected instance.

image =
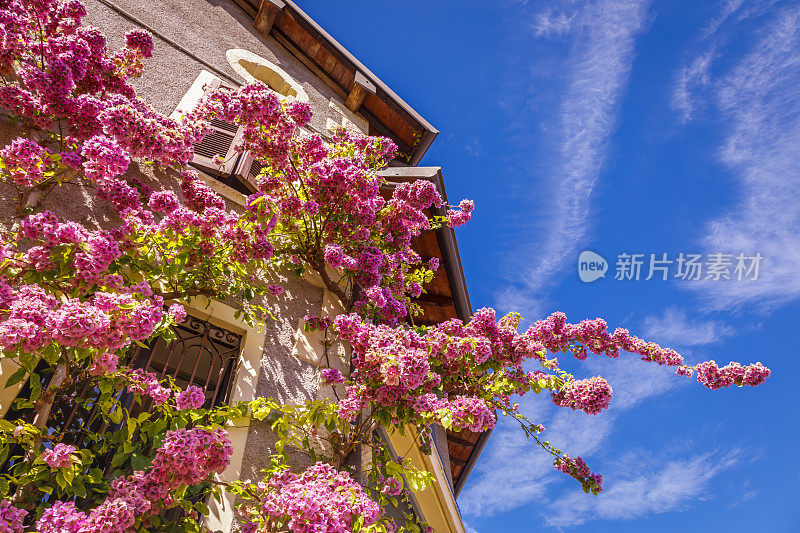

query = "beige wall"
[83,0,367,135]
[0,2,449,531]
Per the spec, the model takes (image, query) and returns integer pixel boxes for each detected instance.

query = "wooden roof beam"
[449,455,467,466]
[416,293,455,308]
[447,434,476,448]
[345,71,376,113]
[254,0,285,35]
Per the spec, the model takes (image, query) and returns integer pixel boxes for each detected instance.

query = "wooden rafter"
[416,293,455,308]
[345,71,376,112]
[254,0,285,35]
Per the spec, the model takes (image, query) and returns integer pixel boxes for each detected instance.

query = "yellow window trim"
[386,426,467,533]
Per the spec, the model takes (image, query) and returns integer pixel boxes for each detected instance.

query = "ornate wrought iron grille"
[133,316,243,409]
[1,315,244,524]
[8,315,242,447]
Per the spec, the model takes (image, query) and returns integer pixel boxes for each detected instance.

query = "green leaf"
[131,453,151,471]
[72,480,86,498]
[194,501,210,515]
[29,373,42,402]
[55,471,67,491]
[109,408,123,425]
[4,367,26,389]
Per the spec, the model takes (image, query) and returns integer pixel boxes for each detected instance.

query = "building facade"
[0,1,489,531]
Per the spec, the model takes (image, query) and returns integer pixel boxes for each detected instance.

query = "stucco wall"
[1,2,366,531]
[82,0,364,135]
[76,2,361,528]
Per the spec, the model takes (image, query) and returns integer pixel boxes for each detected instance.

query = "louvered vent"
[249,159,265,182]
[209,117,238,134]
[194,129,236,160]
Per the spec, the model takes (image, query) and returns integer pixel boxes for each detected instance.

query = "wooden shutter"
[172,70,242,176]
[232,152,266,193]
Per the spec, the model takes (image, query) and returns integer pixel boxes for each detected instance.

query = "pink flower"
[176,385,206,410]
[42,443,77,469]
[124,29,153,58]
[0,499,26,533]
[88,351,118,376]
[446,199,474,228]
[37,501,86,533]
[252,463,382,531]
[320,368,345,385]
[167,303,187,324]
[551,376,613,415]
[0,137,47,188]
[381,476,403,496]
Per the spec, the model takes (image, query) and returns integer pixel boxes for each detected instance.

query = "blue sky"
[302,1,799,531]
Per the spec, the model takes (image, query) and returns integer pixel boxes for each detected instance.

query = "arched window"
[226,49,308,102]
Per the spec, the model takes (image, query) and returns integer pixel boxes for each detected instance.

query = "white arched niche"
[226,49,309,103]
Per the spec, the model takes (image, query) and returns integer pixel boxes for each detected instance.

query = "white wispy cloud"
[544,448,742,527]
[702,0,745,38]
[692,5,800,311]
[460,355,680,517]
[533,8,577,38]
[496,0,650,318]
[459,402,612,517]
[702,0,783,38]
[672,48,715,123]
[585,355,678,409]
[642,307,734,347]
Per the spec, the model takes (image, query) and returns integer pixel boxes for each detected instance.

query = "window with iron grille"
[3,314,243,460]
[132,315,242,409]
[1,314,244,529]
[55,315,242,442]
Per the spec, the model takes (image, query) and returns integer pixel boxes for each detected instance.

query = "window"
[4,314,242,448]
[174,64,303,196]
[172,71,255,195]
[131,316,242,409]
[226,49,308,102]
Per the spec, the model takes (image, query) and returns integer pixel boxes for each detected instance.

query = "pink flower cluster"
[334,314,496,432]
[18,210,121,284]
[146,171,279,267]
[448,396,496,432]
[194,82,473,320]
[37,427,232,533]
[0,499,26,533]
[0,137,49,188]
[42,443,77,468]
[88,351,119,376]
[0,0,212,240]
[0,281,163,354]
[694,360,771,389]
[446,199,474,228]
[124,29,153,59]
[551,376,613,415]
[320,368,345,385]
[303,314,332,331]
[554,455,603,494]
[527,312,771,390]
[167,303,187,324]
[250,462,383,533]
[0,0,199,166]
[175,385,206,410]
[381,476,403,496]
[148,427,232,487]
[124,369,171,405]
